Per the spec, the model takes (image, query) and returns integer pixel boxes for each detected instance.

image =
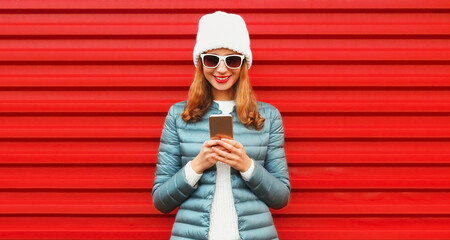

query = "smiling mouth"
[214,75,231,83]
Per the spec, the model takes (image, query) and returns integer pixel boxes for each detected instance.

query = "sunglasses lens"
[226,56,242,68]
[203,55,219,68]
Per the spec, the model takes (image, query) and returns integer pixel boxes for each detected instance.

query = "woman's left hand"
[211,138,252,172]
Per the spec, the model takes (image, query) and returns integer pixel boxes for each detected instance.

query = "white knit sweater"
[184,100,255,240]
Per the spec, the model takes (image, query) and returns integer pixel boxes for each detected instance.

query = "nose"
[216,60,228,73]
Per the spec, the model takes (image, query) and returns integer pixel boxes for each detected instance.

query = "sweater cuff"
[240,159,255,181]
[184,161,203,187]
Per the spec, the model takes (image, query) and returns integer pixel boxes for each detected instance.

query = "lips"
[214,75,231,83]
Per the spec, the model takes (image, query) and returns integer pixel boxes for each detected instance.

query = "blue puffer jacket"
[152,101,291,240]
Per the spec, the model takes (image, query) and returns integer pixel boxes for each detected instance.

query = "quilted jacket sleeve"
[245,107,291,209]
[152,105,197,213]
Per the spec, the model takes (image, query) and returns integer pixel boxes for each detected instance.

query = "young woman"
[152,11,291,240]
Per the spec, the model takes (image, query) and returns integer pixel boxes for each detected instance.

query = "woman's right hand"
[191,140,223,174]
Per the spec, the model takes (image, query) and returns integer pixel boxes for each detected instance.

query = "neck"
[212,88,234,101]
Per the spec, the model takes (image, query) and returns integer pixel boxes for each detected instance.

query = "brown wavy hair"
[181,60,264,130]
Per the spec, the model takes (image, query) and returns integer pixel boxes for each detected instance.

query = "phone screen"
[209,114,233,140]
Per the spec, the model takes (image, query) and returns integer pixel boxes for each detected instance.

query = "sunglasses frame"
[200,53,245,69]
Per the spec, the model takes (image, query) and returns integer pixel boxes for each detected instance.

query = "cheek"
[203,69,214,78]
[231,70,241,80]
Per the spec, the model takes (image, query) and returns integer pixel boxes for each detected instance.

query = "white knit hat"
[193,11,252,69]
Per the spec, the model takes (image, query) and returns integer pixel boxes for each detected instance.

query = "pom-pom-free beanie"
[193,11,252,69]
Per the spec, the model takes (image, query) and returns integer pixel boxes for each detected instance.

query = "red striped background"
[1,1,450,239]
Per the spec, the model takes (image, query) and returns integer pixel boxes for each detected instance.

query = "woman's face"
[202,48,242,100]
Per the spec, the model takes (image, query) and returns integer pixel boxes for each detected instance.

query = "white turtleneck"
[184,100,255,240]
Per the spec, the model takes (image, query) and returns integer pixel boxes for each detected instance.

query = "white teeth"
[215,76,229,80]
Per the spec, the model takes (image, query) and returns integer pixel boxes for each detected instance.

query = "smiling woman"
[201,49,243,100]
[152,11,291,240]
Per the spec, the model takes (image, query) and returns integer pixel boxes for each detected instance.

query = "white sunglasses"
[200,54,245,69]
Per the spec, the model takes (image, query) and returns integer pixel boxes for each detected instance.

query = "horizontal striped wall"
[1,1,450,239]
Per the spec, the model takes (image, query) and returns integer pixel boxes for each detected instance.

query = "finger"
[221,138,243,148]
[204,140,219,147]
[212,153,232,165]
[207,156,219,164]
[215,140,238,153]
[211,142,228,151]
[212,146,232,159]
[209,144,226,153]
[206,151,219,160]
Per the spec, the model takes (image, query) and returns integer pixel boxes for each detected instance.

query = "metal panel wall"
[1,1,449,239]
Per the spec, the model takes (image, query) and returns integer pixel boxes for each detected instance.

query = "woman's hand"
[211,138,252,172]
[191,140,224,174]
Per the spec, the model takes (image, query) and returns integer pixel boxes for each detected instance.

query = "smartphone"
[209,114,233,140]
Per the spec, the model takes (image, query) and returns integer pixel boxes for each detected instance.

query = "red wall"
[1,1,450,239]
